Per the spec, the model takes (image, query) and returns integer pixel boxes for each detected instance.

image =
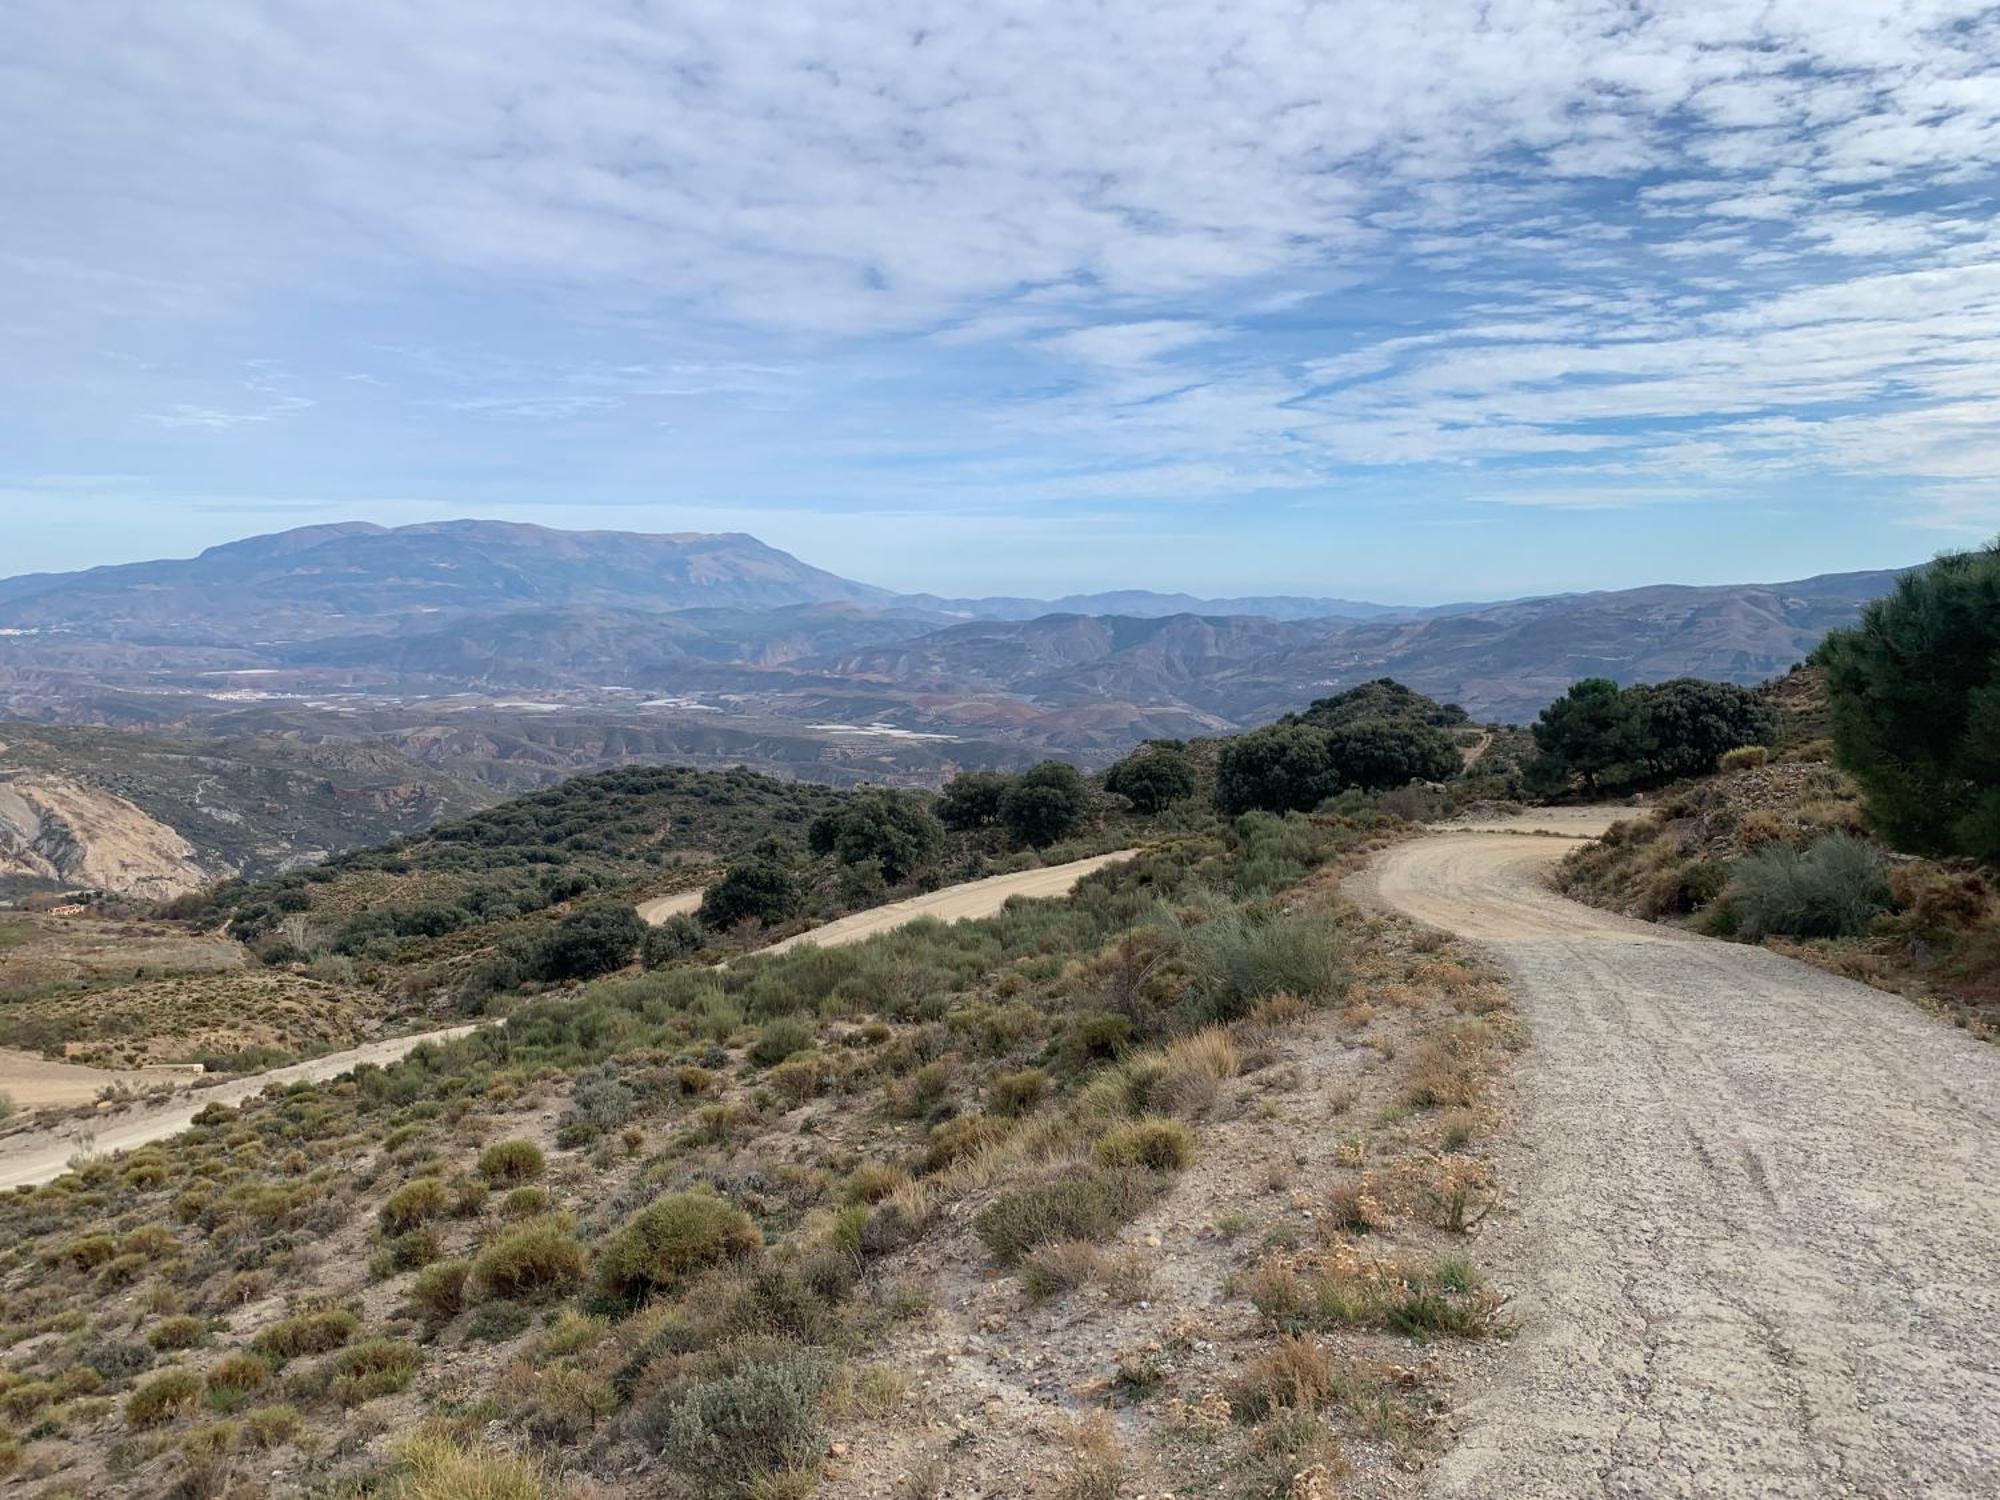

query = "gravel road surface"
[1360,815,1999,1499]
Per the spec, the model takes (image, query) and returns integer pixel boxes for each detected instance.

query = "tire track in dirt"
[1355,816,2000,1499]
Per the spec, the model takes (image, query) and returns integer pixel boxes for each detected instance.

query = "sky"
[4,2,2000,602]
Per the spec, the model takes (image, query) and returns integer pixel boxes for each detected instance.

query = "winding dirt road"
[1360,814,2000,1499]
[0,850,1136,1190]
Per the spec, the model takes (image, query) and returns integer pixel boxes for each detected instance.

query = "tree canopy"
[998,761,1090,846]
[1103,743,1198,813]
[1531,676,1773,795]
[938,771,1012,831]
[1816,539,2000,865]
[539,902,644,982]
[698,853,805,931]
[1324,719,1461,790]
[807,790,945,883]
[1214,724,1343,815]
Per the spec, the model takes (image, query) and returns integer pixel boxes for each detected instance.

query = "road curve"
[0,1026,478,1194]
[756,849,1138,957]
[0,850,1137,1190]
[636,887,704,925]
[1356,816,2000,1499]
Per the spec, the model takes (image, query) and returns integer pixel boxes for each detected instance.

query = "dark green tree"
[538,902,644,982]
[938,771,1014,831]
[641,914,707,969]
[1815,539,2000,864]
[698,856,805,931]
[1323,719,1461,791]
[998,761,1089,845]
[1214,724,1342,814]
[1103,744,1198,813]
[1530,678,1648,795]
[1630,678,1776,782]
[807,791,945,883]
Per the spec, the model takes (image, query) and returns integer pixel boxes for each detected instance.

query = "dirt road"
[0,851,1136,1189]
[0,1048,203,1110]
[756,850,1137,957]
[636,888,704,925]
[0,1026,478,1193]
[1359,815,2000,1499]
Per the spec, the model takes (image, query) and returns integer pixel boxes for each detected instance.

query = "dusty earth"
[1359,813,2000,1499]
[0,1046,202,1109]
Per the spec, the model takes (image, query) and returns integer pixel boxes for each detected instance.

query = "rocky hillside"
[0,725,494,897]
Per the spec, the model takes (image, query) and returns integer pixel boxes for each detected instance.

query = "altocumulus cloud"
[4,0,2000,582]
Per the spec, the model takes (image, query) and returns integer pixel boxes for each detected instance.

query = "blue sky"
[4,2,1999,602]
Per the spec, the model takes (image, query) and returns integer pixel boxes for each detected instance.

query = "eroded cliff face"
[0,775,213,897]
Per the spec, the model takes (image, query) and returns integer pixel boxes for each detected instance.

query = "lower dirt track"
[0,849,1136,1190]
[1358,814,2000,1499]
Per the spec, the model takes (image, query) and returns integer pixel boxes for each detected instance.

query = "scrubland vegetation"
[0,734,1521,1496]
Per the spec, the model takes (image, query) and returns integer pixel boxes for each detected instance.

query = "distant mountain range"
[0,518,1907,780]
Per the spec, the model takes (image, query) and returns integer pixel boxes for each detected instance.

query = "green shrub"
[243,1403,302,1449]
[1720,745,1770,771]
[477,1139,546,1185]
[987,1067,1049,1117]
[411,1259,472,1324]
[598,1192,762,1305]
[472,1219,588,1303]
[1104,745,1198,813]
[1726,833,1891,940]
[1092,1116,1196,1171]
[556,1066,636,1147]
[328,1339,421,1405]
[750,1016,814,1068]
[252,1308,359,1360]
[127,1369,203,1428]
[500,1186,552,1219]
[636,1340,834,1498]
[1216,725,1342,815]
[643,914,708,968]
[973,1166,1160,1264]
[380,1177,450,1233]
[1186,909,1346,1019]
[147,1316,207,1352]
[998,761,1089,846]
[203,1353,271,1413]
[809,791,945,883]
[700,857,804,931]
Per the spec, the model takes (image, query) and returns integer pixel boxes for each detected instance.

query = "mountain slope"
[0,520,894,642]
[0,724,496,896]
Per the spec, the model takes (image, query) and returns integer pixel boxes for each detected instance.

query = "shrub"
[974,1166,1159,1264]
[999,761,1089,846]
[501,1186,552,1219]
[1726,833,1891,940]
[987,1067,1049,1117]
[127,1369,203,1428]
[243,1403,302,1449]
[203,1353,271,1413]
[597,1192,762,1305]
[643,914,708,968]
[557,1065,636,1146]
[411,1259,472,1324]
[328,1338,421,1405]
[1186,909,1346,1019]
[147,1316,207,1352]
[83,1339,154,1383]
[1720,745,1770,771]
[1227,1335,1335,1421]
[540,903,644,982]
[1093,1116,1196,1171]
[472,1220,588,1303]
[750,1016,815,1068]
[638,1340,834,1498]
[252,1308,358,1360]
[1154,1028,1239,1117]
[477,1139,546,1185]
[395,1431,547,1500]
[380,1177,451,1233]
